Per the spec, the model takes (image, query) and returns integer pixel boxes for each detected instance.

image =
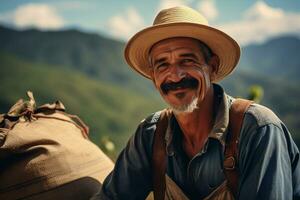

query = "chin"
[168,96,199,114]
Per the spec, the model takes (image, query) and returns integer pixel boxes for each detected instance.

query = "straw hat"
[124,6,240,82]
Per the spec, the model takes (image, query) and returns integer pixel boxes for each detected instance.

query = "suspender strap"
[224,98,252,197]
[152,109,171,200]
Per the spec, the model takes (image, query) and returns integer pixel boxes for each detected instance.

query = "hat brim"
[124,22,240,82]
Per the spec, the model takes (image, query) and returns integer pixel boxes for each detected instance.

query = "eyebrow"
[179,53,198,60]
[151,52,199,67]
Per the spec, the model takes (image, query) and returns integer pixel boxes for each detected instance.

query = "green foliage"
[247,85,264,103]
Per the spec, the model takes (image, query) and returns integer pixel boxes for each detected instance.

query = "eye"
[181,59,194,64]
[155,63,168,71]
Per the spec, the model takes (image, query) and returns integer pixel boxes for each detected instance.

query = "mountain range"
[0,25,299,157]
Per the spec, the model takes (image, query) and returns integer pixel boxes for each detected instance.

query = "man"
[97,6,300,200]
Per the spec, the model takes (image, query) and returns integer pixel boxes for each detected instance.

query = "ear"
[208,55,220,81]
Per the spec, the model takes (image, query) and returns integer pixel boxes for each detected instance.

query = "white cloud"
[244,1,284,20]
[218,1,300,46]
[50,1,91,11]
[0,3,64,30]
[107,7,145,41]
[107,1,194,41]
[157,0,189,11]
[197,0,218,20]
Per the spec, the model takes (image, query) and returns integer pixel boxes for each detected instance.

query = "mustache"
[160,77,199,94]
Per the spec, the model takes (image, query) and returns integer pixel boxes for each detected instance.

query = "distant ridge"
[0,24,155,95]
[238,35,300,80]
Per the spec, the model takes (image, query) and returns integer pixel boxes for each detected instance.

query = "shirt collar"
[164,84,233,155]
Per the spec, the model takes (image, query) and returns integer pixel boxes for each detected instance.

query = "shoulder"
[130,110,164,149]
[240,102,285,142]
[238,102,286,153]
[228,97,284,138]
[226,92,282,129]
[245,103,282,128]
[138,109,165,135]
[117,110,165,166]
[239,103,293,160]
[141,110,164,125]
[241,102,298,151]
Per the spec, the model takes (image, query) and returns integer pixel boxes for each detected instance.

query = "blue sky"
[1,0,300,46]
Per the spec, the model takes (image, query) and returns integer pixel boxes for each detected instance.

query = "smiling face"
[149,37,218,113]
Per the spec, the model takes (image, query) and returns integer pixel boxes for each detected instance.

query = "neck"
[174,85,215,157]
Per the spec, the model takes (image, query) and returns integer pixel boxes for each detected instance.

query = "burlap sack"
[0,92,114,200]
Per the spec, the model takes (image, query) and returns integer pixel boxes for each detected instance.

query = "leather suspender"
[152,109,171,200]
[152,99,252,200]
[224,98,253,197]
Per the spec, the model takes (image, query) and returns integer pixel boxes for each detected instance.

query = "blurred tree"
[247,85,264,103]
[100,136,117,160]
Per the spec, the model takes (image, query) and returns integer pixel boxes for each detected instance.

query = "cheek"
[192,68,211,97]
[195,66,211,81]
[187,66,210,83]
[150,70,160,87]
[152,75,164,93]
[152,71,167,87]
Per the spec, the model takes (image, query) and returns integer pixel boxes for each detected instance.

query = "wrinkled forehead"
[149,37,203,56]
[148,37,212,66]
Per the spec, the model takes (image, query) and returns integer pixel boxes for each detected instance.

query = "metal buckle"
[224,156,236,170]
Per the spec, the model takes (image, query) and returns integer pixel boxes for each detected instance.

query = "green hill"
[238,36,300,81]
[0,52,164,158]
[0,25,154,95]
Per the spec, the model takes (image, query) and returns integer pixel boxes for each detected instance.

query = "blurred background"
[0,0,299,159]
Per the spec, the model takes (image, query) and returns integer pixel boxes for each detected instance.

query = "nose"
[167,64,186,82]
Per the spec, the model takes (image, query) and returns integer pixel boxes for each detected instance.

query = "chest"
[166,139,226,199]
[182,137,208,159]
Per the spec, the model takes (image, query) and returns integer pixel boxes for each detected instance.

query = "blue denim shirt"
[98,84,300,200]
